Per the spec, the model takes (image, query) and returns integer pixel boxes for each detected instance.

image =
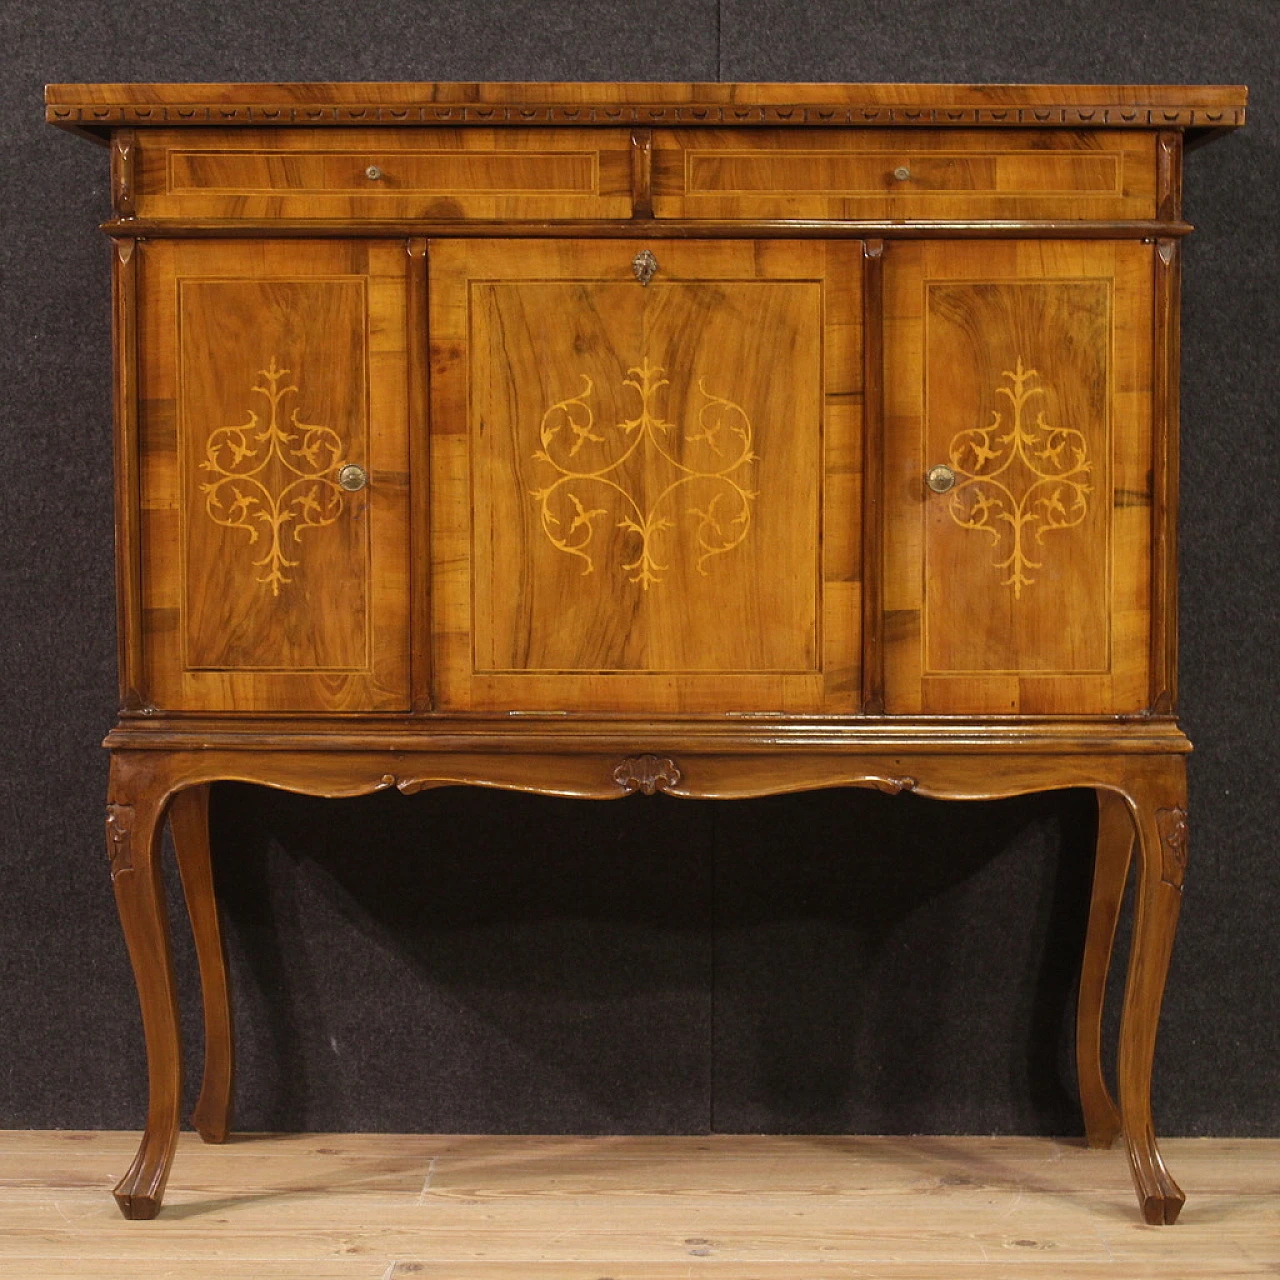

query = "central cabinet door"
[429,240,863,713]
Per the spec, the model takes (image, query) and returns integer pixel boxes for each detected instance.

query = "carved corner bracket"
[613,755,682,796]
[106,802,135,882]
[1156,806,1188,890]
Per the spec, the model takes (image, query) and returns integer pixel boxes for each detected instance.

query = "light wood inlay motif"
[531,357,757,589]
[943,356,1093,598]
[199,357,350,596]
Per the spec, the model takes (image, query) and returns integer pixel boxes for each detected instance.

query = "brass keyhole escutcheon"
[926,464,956,493]
[632,248,658,286]
[338,463,369,492]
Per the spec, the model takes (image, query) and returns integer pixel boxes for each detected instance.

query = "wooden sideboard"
[47,80,1247,1224]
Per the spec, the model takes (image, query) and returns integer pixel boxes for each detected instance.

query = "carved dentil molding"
[47,103,1245,130]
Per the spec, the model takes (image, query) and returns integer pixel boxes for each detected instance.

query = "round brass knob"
[893,165,911,181]
[926,464,956,494]
[365,165,384,181]
[337,463,368,492]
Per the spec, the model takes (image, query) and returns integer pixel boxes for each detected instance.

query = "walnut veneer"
[47,80,1246,1224]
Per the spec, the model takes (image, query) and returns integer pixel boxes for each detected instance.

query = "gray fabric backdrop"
[1,0,1276,1136]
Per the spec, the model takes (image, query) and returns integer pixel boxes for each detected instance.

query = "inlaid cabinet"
[46,79,1245,1224]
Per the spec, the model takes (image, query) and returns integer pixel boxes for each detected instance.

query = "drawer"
[653,129,1157,220]
[135,128,634,219]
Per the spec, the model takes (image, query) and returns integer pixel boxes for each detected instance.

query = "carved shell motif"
[614,755,682,796]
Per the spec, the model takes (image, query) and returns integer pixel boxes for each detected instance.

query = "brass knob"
[893,165,911,181]
[337,463,368,492]
[632,248,658,286]
[926,464,956,493]
[365,165,384,180]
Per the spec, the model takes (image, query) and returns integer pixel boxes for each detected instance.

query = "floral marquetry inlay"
[943,358,1093,598]
[531,358,758,589]
[199,358,353,596]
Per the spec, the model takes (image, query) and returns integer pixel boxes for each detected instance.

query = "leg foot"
[1076,788,1133,1149]
[1118,766,1187,1225]
[107,756,182,1219]
[172,784,235,1144]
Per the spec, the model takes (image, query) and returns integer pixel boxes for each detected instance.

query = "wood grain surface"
[3,1131,1277,1277]
[132,127,633,220]
[430,237,862,713]
[653,129,1157,221]
[44,80,1249,139]
[882,239,1153,714]
[137,239,410,712]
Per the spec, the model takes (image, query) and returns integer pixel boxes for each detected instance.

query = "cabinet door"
[429,239,863,714]
[137,240,410,712]
[882,241,1153,714]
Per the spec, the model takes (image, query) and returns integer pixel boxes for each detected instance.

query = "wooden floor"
[2,1131,1277,1278]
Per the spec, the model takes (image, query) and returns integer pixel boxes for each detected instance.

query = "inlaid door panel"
[137,240,409,711]
[883,241,1153,714]
[429,239,863,713]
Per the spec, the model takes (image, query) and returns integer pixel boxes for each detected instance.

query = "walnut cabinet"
[47,80,1246,1224]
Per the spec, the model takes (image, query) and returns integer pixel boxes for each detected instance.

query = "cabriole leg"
[107,754,182,1220]
[1076,787,1134,1148]
[171,783,235,1144]
[1118,763,1188,1225]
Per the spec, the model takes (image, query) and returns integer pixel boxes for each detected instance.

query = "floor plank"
[0,1132,1275,1277]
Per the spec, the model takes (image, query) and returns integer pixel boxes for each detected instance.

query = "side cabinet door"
[138,240,410,711]
[883,241,1154,714]
[429,239,863,714]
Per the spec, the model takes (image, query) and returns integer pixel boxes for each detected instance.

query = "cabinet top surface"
[46,80,1246,138]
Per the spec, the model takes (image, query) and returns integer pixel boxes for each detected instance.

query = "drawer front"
[428,238,864,715]
[653,129,1157,221]
[136,128,634,219]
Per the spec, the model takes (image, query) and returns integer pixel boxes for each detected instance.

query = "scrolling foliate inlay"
[199,358,353,596]
[531,358,758,589]
[943,358,1093,598]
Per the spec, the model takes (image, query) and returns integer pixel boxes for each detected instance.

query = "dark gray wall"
[2,1,1276,1137]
